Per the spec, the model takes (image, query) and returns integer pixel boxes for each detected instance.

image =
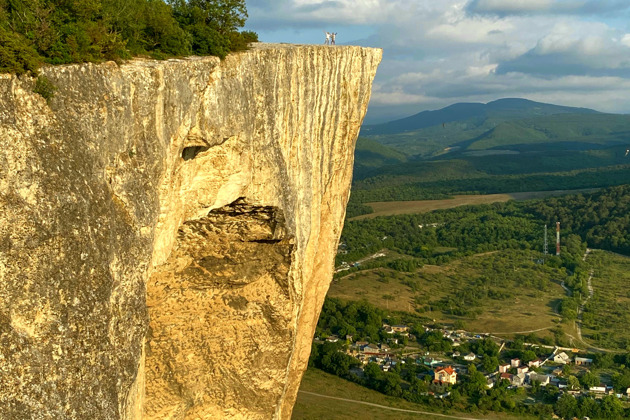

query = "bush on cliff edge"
[0,0,258,74]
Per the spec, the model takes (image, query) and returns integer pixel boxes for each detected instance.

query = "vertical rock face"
[0,44,381,419]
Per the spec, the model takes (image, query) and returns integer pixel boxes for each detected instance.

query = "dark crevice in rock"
[248,238,283,244]
[181,145,210,160]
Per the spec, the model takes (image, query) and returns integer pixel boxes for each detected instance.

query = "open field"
[351,188,600,220]
[328,250,566,336]
[293,368,537,420]
[581,250,630,350]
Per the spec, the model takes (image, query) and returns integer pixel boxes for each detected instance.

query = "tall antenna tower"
[556,222,561,256]
[543,224,548,255]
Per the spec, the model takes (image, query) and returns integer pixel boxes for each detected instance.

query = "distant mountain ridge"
[362,98,600,136]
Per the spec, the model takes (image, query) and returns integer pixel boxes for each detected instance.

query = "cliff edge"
[0,44,381,419]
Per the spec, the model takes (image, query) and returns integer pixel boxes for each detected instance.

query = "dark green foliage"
[33,75,57,101]
[315,298,385,342]
[345,200,374,218]
[353,137,408,180]
[340,185,630,266]
[0,26,43,74]
[579,371,599,388]
[350,163,630,204]
[386,258,421,272]
[0,0,257,74]
[417,330,452,352]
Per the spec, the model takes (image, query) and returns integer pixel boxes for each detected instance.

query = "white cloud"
[247,0,630,121]
[470,0,555,14]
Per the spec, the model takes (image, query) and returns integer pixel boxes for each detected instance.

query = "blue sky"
[245,0,630,124]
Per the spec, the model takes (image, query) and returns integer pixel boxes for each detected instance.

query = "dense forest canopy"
[341,185,630,265]
[0,0,258,74]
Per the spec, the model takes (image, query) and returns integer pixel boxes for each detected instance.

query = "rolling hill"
[348,99,630,207]
[359,98,630,158]
[361,98,599,136]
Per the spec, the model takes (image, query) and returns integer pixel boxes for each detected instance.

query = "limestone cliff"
[0,43,381,419]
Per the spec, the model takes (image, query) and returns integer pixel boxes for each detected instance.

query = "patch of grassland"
[293,368,538,420]
[328,249,566,336]
[581,250,630,350]
[352,189,600,220]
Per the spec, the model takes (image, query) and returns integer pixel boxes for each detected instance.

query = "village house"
[326,335,339,343]
[500,372,513,383]
[553,352,571,364]
[510,358,520,368]
[499,364,510,373]
[528,373,550,386]
[434,366,457,385]
[452,351,461,358]
[362,345,380,355]
[517,366,529,375]
[512,372,527,387]
[528,359,542,368]
[463,353,476,361]
[590,384,607,393]
[575,356,593,366]
[392,325,409,333]
[354,341,369,350]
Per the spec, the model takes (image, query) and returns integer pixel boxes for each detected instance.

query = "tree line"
[0,0,257,74]
[340,185,630,267]
[349,165,630,213]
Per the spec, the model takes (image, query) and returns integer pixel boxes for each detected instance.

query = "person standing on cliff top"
[331,32,337,45]
[324,31,331,45]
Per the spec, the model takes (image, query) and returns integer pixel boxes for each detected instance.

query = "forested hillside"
[0,0,257,74]
[362,98,599,137]
[351,99,630,209]
[341,185,630,265]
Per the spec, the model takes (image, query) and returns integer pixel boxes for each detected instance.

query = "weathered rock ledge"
[0,43,381,419]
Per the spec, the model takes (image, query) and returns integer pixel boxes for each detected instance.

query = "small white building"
[528,373,550,386]
[512,372,527,387]
[575,356,593,366]
[510,358,520,368]
[528,359,542,368]
[553,352,571,365]
[590,384,607,393]
[463,353,476,361]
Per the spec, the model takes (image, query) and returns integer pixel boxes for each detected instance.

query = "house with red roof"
[434,366,457,385]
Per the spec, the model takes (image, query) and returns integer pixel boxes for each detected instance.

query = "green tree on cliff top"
[0,0,258,74]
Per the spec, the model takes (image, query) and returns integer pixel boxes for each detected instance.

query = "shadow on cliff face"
[145,198,295,418]
[181,146,210,161]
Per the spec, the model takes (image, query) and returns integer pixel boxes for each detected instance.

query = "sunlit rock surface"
[0,43,381,419]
